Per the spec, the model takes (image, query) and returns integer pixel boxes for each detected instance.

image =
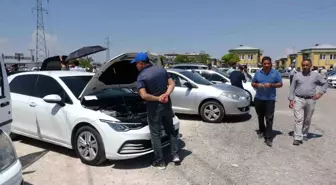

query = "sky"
[1,0,336,63]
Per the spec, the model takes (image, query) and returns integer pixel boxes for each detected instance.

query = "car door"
[169,72,197,114]
[0,58,12,134]
[29,75,71,145]
[9,75,39,137]
[209,72,228,84]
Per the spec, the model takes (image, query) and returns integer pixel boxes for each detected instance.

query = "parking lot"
[15,79,336,185]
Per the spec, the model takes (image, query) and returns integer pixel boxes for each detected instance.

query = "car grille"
[118,129,179,155]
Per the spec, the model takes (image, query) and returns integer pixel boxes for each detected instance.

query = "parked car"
[0,129,23,185]
[278,69,290,78]
[8,52,180,165]
[0,54,12,135]
[327,74,336,88]
[218,67,229,73]
[248,67,260,77]
[191,69,256,103]
[167,69,250,123]
[171,63,219,71]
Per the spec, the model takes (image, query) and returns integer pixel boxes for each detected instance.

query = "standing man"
[320,66,328,79]
[243,65,252,81]
[288,59,328,145]
[227,63,236,74]
[289,65,297,85]
[252,56,283,147]
[132,52,180,169]
[229,65,246,89]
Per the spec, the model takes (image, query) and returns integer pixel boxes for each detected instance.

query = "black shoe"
[265,140,272,147]
[303,136,308,141]
[172,153,181,165]
[293,140,302,146]
[257,131,264,139]
[152,160,166,170]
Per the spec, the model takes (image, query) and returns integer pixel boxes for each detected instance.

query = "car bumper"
[0,160,23,185]
[219,97,250,115]
[328,80,336,87]
[97,116,180,160]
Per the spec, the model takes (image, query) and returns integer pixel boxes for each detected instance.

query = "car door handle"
[0,101,10,107]
[29,102,37,107]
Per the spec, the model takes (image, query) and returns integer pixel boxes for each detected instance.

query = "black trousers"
[289,75,293,85]
[254,99,275,139]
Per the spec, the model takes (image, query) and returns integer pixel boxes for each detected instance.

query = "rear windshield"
[60,76,93,98]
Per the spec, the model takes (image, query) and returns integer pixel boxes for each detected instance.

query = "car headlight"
[221,92,240,100]
[99,119,146,132]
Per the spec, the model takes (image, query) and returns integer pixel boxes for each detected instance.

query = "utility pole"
[32,0,48,65]
[28,49,35,62]
[105,37,110,61]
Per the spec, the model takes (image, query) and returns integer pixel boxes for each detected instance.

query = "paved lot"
[14,79,336,185]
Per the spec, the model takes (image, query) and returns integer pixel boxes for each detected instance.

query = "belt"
[296,95,313,99]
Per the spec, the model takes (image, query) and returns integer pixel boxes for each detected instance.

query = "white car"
[191,69,256,102]
[0,129,23,185]
[249,67,260,78]
[0,54,12,135]
[327,74,336,88]
[8,52,180,165]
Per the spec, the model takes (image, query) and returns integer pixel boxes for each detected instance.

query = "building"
[287,44,336,69]
[1,53,41,69]
[163,52,204,61]
[228,45,263,67]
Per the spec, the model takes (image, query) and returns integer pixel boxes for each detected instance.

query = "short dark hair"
[262,56,272,63]
[238,66,244,70]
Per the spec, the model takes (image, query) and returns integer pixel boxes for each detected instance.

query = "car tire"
[74,126,106,166]
[200,101,225,123]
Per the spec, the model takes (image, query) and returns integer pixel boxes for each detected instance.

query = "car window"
[180,71,213,85]
[0,130,16,172]
[9,75,38,96]
[0,62,4,98]
[211,73,226,82]
[33,75,72,104]
[169,73,189,87]
[199,71,211,81]
[60,76,92,98]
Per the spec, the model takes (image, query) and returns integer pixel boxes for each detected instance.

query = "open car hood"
[78,52,163,99]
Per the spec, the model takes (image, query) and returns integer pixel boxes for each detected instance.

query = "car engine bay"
[81,88,148,123]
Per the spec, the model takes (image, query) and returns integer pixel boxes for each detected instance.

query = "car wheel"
[200,101,225,123]
[74,126,106,166]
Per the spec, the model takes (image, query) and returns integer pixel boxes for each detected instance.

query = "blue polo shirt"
[252,69,282,100]
[137,65,172,108]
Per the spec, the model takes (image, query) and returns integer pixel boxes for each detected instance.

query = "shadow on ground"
[254,130,283,140]
[14,135,77,158]
[110,139,192,170]
[20,150,49,170]
[176,113,252,123]
[288,131,323,139]
[24,181,34,185]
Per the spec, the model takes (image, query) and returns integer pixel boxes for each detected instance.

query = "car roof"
[10,70,94,78]
[167,68,186,73]
[172,63,207,67]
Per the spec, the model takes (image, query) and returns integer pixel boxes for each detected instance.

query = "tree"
[173,55,191,63]
[221,53,240,65]
[78,57,94,68]
[195,53,211,64]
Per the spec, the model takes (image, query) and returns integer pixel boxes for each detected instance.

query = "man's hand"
[313,93,322,100]
[264,83,271,88]
[289,100,294,109]
[159,94,169,103]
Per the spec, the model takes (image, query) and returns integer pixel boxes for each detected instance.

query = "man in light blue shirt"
[251,56,283,147]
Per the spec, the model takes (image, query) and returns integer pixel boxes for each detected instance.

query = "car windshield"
[60,76,93,98]
[0,130,16,172]
[180,71,213,85]
[250,69,258,73]
[217,70,230,78]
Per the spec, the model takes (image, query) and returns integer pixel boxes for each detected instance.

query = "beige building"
[228,45,263,67]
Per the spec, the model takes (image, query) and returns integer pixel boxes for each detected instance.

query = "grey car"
[168,69,250,123]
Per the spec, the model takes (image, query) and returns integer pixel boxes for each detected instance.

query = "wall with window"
[315,52,336,68]
[231,51,260,66]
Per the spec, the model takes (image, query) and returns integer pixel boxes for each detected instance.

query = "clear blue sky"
[1,0,336,62]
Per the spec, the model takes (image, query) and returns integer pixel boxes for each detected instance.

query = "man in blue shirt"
[132,52,180,170]
[229,65,246,89]
[252,56,283,147]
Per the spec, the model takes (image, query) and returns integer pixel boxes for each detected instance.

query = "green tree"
[173,55,191,63]
[78,57,94,68]
[221,53,240,65]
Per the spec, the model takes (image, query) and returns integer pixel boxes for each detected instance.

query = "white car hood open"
[78,52,163,99]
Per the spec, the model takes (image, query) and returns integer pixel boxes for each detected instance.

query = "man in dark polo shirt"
[131,52,180,170]
[229,65,246,89]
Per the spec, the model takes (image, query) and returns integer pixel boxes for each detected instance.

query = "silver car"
[171,63,219,71]
[168,69,250,123]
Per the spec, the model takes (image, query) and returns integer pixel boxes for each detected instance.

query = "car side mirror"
[183,82,194,88]
[43,94,64,105]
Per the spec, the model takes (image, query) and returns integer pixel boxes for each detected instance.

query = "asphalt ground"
[13,79,336,185]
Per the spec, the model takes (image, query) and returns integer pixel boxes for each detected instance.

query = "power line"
[105,37,110,61]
